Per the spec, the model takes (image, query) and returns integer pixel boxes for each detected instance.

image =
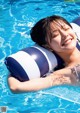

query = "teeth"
[62,39,72,46]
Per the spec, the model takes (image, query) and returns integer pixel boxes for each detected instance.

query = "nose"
[59,29,68,39]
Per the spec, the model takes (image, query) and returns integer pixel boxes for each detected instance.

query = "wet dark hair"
[30,15,72,46]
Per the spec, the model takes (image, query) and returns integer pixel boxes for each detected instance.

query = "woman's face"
[46,20,77,53]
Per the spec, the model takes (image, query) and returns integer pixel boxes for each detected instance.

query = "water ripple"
[0,0,80,112]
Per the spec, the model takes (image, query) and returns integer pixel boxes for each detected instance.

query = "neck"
[57,48,80,66]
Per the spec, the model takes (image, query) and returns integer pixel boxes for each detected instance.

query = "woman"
[8,15,80,93]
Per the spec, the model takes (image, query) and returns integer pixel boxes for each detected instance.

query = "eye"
[53,33,58,37]
[62,25,71,31]
[52,33,59,38]
[64,27,70,31]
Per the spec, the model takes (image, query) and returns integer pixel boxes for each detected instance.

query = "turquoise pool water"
[0,0,80,112]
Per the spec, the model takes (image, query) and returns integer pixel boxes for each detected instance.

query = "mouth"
[62,37,73,46]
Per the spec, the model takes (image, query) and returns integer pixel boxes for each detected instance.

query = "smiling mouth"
[62,38,73,46]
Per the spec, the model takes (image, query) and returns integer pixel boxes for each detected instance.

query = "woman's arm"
[8,67,77,93]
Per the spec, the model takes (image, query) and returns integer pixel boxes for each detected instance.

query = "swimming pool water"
[0,0,80,113]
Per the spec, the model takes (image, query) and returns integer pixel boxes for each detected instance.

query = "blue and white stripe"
[5,45,58,81]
